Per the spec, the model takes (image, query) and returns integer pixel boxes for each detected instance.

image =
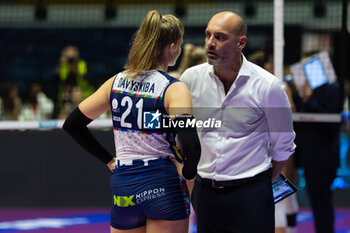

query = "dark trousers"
[304,169,337,233]
[191,172,275,233]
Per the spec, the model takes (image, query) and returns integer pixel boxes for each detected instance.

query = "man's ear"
[237,36,247,49]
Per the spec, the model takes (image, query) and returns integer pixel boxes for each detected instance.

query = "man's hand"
[271,160,288,180]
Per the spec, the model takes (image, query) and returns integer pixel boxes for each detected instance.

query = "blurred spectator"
[58,86,82,119]
[292,52,341,233]
[248,50,273,72]
[54,45,94,117]
[0,83,22,120]
[19,82,54,121]
[58,85,110,120]
[168,43,206,79]
[295,81,340,233]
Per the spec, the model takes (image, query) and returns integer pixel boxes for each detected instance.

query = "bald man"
[181,11,296,233]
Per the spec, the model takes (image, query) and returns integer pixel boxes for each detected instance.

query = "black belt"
[195,169,271,189]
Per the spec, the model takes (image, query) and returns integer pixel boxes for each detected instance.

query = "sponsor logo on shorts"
[135,187,166,204]
[113,187,166,207]
[113,195,135,207]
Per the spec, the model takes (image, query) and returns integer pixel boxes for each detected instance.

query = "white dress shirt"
[180,55,296,181]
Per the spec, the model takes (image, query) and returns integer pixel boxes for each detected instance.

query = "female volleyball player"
[63,10,201,233]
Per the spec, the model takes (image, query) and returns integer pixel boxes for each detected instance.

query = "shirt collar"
[208,63,215,77]
[237,54,251,79]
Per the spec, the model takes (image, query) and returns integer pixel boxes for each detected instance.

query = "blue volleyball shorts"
[110,157,190,230]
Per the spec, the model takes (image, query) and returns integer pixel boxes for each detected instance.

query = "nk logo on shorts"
[143,110,161,129]
[113,195,136,207]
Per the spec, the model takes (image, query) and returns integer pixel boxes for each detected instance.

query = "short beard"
[207,58,220,66]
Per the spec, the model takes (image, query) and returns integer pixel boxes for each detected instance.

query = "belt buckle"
[211,180,224,189]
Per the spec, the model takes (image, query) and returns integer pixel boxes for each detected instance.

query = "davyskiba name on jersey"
[117,77,155,94]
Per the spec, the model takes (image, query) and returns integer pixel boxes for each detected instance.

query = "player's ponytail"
[124,10,184,78]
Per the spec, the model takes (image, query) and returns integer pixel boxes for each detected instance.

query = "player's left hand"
[107,158,116,171]
[170,156,184,179]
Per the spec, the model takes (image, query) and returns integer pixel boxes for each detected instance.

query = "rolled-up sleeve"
[264,79,296,161]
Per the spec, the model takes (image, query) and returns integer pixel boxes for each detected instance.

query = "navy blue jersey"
[109,70,179,164]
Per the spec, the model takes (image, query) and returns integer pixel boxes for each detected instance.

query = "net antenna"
[274,0,284,81]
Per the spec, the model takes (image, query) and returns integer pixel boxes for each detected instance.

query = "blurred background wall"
[0,0,348,100]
